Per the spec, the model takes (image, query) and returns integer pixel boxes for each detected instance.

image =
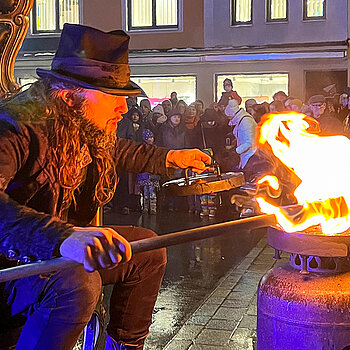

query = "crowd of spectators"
[108,78,350,218]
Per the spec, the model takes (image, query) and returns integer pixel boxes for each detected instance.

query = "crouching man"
[0,24,211,350]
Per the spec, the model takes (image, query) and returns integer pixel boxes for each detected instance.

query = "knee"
[132,228,167,268]
[54,266,102,321]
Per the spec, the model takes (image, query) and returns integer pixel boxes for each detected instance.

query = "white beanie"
[225,99,240,117]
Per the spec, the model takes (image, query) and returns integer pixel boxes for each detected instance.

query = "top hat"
[37,23,141,96]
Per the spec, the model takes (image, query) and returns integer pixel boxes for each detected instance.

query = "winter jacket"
[218,91,242,108]
[228,109,257,168]
[158,121,186,150]
[0,111,170,266]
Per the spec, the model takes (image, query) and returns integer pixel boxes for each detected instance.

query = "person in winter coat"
[127,106,144,143]
[137,129,160,215]
[225,99,264,181]
[140,98,153,125]
[218,78,242,110]
[159,109,187,211]
[0,24,211,350]
[148,104,167,141]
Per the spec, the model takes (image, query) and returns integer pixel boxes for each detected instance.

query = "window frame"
[31,0,81,35]
[231,0,253,26]
[266,0,288,23]
[127,0,179,31]
[303,0,326,20]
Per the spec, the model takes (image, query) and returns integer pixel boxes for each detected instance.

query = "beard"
[71,104,117,155]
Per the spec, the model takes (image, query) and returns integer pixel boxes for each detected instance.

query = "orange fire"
[256,112,350,235]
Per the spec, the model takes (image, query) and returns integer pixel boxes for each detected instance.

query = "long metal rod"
[0,214,276,283]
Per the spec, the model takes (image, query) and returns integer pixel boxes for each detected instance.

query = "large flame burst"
[256,112,350,235]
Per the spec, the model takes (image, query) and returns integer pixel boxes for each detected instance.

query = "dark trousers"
[2,226,167,350]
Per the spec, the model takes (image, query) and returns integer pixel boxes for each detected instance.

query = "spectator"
[127,106,144,142]
[170,91,178,108]
[218,78,242,109]
[269,100,285,113]
[225,99,265,181]
[195,99,205,116]
[273,91,288,104]
[245,98,257,115]
[140,98,153,125]
[176,99,188,116]
[126,96,138,110]
[162,99,172,117]
[184,102,200,130]
[151,104,167,141]
[252,102,269,123]
[308,94,343,135]
[285,98,303,112]
[159,109,187,211]
[137,129,160,215]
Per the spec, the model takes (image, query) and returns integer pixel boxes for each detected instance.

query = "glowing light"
[256,112,350,235]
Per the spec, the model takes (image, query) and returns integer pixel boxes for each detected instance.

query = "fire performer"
[0,24,211,350]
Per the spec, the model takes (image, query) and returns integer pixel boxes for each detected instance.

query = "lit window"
[216,74,289,106]
[303,0,326,19]
[127,0,178,30]
[232,0,253,25]
[267,0,288,21]
[32,0,80,33]
[132,76,196,106]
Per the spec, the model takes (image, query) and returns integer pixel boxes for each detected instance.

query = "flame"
[256,112,350,235]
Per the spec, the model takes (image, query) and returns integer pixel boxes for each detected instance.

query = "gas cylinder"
[257,262,350,350]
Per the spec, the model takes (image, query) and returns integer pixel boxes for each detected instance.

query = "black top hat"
[37,24,141,96]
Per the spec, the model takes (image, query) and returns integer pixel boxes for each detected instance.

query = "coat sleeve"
[0,120,73,262]
[114,137,171,175]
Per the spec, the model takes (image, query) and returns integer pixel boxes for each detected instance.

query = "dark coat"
[158,121,186,150]
[0,111,170,266]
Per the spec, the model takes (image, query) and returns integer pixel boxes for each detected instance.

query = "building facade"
[15,0,348,106]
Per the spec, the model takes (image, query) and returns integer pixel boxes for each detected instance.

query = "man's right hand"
[59,227,132,272]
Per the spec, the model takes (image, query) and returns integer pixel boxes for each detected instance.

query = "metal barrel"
[257,263,350,350]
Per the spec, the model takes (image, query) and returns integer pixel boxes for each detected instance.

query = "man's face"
[141,105,150,115]
[83,90,128,134]
[162,100,172,114]
[309,102,326,118]
[178,103,186,115]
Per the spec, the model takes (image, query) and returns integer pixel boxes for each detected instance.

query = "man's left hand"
[166,149,212,174]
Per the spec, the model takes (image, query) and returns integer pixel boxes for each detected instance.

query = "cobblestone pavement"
[162,237,290,350]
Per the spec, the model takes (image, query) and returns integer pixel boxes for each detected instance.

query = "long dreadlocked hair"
[0,78,117,213]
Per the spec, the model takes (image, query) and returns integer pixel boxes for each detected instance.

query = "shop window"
[267,0,288,22]
[232,0,253,25]
[32,0,80,33]
[216,73,288,106]
[132,76,196,106]
[303,0,326,20]
[127,0,179,30]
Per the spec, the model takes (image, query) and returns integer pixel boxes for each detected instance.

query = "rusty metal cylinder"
[257,263,350,350]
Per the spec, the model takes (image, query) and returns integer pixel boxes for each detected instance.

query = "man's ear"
[59,90,75,107]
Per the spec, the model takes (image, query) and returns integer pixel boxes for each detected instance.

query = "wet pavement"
[103,208,266,349]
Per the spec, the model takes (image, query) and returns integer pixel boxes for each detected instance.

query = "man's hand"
[59,227,132,272]
[166,149,212,174]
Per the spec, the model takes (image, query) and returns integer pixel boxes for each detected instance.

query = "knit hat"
[169,108,182,118]
[153,104,167,124]
[142,129,154,142]
[289,99,303,109]
[140,99,151,110]
[225,99,240,117]
[308,95,325,105]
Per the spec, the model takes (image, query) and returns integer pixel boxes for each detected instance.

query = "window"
[132,76,196,106]
[303,0,326,20]
[32,0,80,33]
[267,0,288,22]
[216,74,289,106]
[127,0,178,30]
[232,0,253,25]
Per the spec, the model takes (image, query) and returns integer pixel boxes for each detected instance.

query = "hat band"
[52,57,130,89]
